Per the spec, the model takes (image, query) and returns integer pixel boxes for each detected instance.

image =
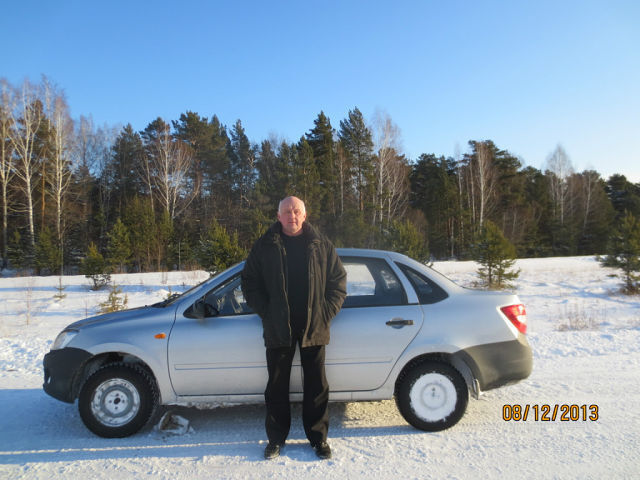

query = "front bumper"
[43,347,92,403]
[454,334,533,391]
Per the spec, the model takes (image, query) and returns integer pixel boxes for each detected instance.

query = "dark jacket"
[241,221,347,348]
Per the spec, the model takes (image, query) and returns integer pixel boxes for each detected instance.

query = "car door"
[167,274,302,396]
[326,256,424,391]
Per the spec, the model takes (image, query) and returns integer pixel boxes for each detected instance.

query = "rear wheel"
[396,361,468,431]
[78,363,157,438]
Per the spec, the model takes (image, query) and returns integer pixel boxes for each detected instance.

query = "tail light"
[500,304,527,334]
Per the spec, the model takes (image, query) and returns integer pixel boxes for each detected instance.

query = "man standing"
[241,196,347,460]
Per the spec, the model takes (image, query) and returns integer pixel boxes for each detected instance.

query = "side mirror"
[193,298,206,320]
[188,298,219,321]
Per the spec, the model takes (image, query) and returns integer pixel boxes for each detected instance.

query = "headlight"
[51,330,78,350]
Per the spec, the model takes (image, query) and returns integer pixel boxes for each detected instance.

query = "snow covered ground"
[1,257,639,479]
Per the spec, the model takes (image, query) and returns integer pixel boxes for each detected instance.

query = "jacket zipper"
[279,241,292,341]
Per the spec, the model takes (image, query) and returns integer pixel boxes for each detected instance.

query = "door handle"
[386,318,414,328]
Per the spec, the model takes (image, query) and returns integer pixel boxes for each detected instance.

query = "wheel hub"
[410,372,457,422]
[421,383,448,409]
[91,378,140,426]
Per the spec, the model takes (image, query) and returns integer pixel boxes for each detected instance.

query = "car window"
[203,275,253,316]
[396,263,449,304]
[341,257,407,307]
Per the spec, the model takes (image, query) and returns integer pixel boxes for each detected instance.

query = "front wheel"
[396,361,468,431]
[78,363,157,438]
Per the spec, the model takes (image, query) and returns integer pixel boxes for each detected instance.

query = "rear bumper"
[43,347,92,403]
[454,334,533,391]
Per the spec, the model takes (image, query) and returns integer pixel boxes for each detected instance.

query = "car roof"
[337,247,406,260]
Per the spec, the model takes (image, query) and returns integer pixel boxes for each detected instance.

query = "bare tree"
[73,117,118,244]
[545,144,574,226]
[475,141,496,227]
[0,79,16,267]
[372,110,401,227]
[454,143,465,256]
[43,78,74,271]
[92,123,120,242]
[8,79,44,249]
[73,116,97,244]
[139,141,156,216]
[571,169,603,239]
[334,143,348,216]
[384,153,410,223]
[147,125,199,220]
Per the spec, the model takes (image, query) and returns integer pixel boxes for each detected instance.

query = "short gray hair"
[278,196,306,214]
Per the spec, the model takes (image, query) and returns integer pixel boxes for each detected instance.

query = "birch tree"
[545,144,573,226]
[43,79,74,270]
[143,119,199,221]
[384,152,410,224]
[372,110,401,227]
[73,116,102,244]
[8,79,44,249]
[475,140,496,228]
[0,79,16,267]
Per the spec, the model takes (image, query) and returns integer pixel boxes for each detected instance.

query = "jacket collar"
[266,221,321,244]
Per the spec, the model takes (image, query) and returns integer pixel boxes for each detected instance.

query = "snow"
[1,257,639,479]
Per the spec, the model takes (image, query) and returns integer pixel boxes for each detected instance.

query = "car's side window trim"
[395,262,449,305]
[185,274,255,318]
[340,256,408,308]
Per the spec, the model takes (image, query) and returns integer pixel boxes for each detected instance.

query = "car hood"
[66,305,154,330]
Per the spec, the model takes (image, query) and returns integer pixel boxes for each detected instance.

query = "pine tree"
[106,218,132,272]
[293,137,320,214]
[338,107,374,212]
[35,226,60,275]
[606,174,640,219]
[255,139,290,216]
[82,242,111,290]
[153,210,173,271]
[196,219,246,275]
[386,219,430,263]
[7,230,25,270]
[520,166,554,257]
[409,154,460,258]
[227,119,256,210]
[306,111,337,219]
[473,221,520,289]
[601,211,640,294]
[107,125,145,218]
[172,111,220,222]
[123,196,155,271]
[99,282,128,313]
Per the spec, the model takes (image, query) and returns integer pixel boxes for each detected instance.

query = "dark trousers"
[264,342,329,446]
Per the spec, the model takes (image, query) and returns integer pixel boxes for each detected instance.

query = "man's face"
[277,197,306,236]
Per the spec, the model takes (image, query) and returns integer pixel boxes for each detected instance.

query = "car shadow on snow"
[0,389,426,465]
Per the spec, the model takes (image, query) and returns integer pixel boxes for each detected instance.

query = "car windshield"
[151,281,204,307]
[151,269,232,307]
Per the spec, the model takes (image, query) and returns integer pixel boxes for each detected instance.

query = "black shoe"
[264,442,282,459]
[312,442,331,460]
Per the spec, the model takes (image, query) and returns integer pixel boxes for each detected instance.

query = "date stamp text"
[502,404,599,422]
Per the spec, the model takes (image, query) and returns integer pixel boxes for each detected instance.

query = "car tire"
[78,363,158,438]
[396,361,468,431]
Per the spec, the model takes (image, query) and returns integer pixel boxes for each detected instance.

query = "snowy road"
[1,257,639,479]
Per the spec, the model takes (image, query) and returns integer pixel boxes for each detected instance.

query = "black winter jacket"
[241,221,347,348]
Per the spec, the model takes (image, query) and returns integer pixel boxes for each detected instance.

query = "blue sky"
[3,0,639,181]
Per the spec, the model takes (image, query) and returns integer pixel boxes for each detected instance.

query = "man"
[241,196,347,460]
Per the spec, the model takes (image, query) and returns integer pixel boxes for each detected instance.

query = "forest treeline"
[2,76,640,275]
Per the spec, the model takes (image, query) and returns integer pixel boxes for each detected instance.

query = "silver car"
[43,249,532,438]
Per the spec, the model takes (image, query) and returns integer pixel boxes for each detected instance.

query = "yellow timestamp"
[502,404,599,422]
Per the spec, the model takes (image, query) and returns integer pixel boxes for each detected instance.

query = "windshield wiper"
[152,293,181,308]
